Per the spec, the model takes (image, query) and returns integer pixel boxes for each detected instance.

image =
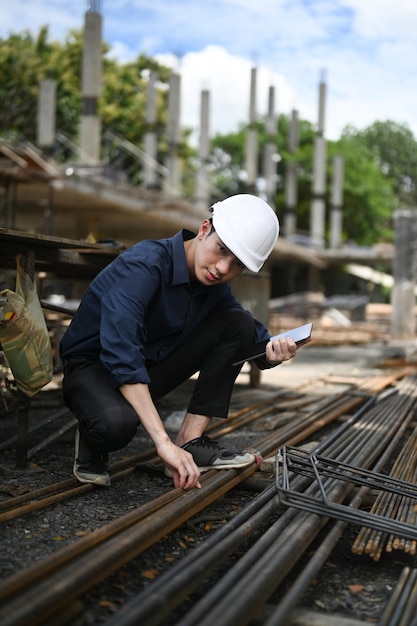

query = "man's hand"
[157,440,202,490]
[120,382,202,491]
[265,335,308,365]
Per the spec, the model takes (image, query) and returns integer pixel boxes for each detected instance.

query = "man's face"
[193,220,245,285]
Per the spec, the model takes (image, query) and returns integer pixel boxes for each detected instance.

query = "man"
[60,194,303,491]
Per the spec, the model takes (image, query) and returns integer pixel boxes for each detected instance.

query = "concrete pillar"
[329,155,345,248]
[79,9,102,164]
[284,109,299,238]
[144,71,158,188]
[391,209,417,339]
[308,74,327,292]
[310,73,327,249]
[244,67,258,192]
[310,136,327,247]
[195,89,211,215]
[37,79,57,149]
[163,72,181,196]
[318,75,326,136]
[263,86,277,206]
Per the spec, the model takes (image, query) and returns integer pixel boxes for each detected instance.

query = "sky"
[2,0,417,142]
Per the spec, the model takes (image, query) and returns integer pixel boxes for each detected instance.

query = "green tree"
[100,55,171,146]
[211,114,397,246]
[47,30,83,139]
[210,124,248,199]
[0,26,189,180]
[328,137,395,245]
[342,121,417,206]
[0,28,89,141]
[0,27,52,138]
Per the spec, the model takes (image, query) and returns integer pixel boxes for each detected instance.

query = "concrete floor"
[237,341,390,390]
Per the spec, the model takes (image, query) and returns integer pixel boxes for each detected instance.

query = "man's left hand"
[265,336,302,365]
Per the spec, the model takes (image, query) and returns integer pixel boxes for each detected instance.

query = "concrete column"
[310,73,327,249]
[318,75,326,136]
[308,73,327,292]
[79,10,102,164]
[310,136,327,247]
[195,89,211,215]
[284,109,299,238]
[329,155,345,248]
[163,72,181,196]
[391,209,417,339]
[144,71,158,188]
[37,79,57,149]
[244,67,258,192]
[263,86,277,206]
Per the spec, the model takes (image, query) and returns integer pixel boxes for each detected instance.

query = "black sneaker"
[73,427,111,487]
[182,434,255,472]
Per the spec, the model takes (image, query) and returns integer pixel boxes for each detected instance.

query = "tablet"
[232,322,313,366]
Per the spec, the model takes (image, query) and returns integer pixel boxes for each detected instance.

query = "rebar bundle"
[104,374,417,626]
[352,396,417,560]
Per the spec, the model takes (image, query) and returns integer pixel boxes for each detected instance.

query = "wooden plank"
[0,229,119,276]
[0,227,108,250]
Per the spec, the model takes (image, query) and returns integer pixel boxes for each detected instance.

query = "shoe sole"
[197,457,255,471]
[164,455,255,477]
[73,466,111,487]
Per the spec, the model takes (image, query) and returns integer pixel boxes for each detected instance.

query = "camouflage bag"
[0,255,53,396]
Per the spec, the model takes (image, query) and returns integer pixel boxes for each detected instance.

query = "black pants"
[62,309,256,452]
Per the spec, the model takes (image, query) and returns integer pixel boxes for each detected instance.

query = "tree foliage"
[0,27,54,138]
[328,137,395,245]
[211,114,400,246]
[0,27,176,151]
[342,121,417,206]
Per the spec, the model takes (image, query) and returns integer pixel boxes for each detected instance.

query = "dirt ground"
[1,341,417,625]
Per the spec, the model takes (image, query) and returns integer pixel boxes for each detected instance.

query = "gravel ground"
[1,342,417,625]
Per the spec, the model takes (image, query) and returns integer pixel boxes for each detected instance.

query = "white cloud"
[346,0,417,38]
[106,40,135,63]
[157,46,298,139]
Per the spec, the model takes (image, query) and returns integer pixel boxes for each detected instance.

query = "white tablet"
[232,322,313,366]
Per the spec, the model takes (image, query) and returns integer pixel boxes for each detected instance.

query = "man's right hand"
[119,382,202,490]
[157,440,202,490]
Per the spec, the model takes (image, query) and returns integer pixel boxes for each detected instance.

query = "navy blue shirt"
[60,229,270,387]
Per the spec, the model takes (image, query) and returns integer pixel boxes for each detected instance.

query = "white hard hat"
[210,194,279,272]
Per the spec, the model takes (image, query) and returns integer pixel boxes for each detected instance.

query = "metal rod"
[0,407,71,451]
[264,402,412,626]
[1,371,412,626]
[104,485,278,626]
[27,417,77,458]
[0,466,258,625]
[175,378,417,626]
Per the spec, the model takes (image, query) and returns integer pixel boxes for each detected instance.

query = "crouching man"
[60,194,304,490]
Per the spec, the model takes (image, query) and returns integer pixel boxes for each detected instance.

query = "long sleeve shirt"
[60,229,270,388]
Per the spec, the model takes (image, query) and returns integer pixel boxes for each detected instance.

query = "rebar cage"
[275,445,417,541]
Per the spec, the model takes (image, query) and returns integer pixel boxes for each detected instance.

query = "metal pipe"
[104,485,279,626]
[0,466,257,625]
[174,380,417,626]
[1,371,412,625]
[0,481,183,605]
[0,407,71,451]
[27,417,77,458]
[264,400,412,626]
[379,567,413,626]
